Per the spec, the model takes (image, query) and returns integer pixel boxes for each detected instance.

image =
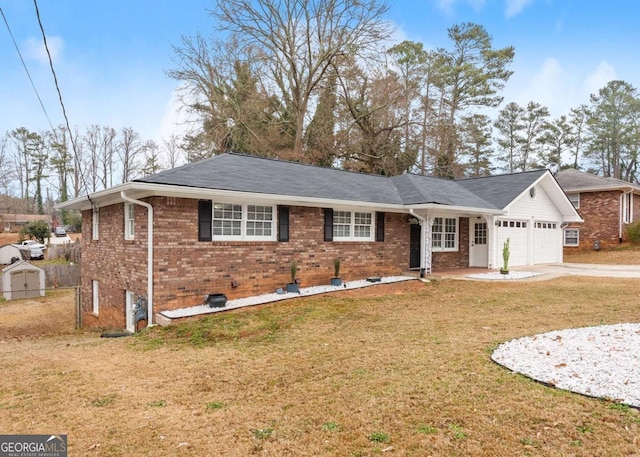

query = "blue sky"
[1,0,639,148]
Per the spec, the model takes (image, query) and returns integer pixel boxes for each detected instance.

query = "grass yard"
[564,242,640,264]
[0,289,76,338]
[1,276,639,456]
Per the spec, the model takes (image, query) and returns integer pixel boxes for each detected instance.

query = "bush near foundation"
[627,221,640,243]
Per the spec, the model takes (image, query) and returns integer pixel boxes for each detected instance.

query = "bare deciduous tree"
[171,0,392,161]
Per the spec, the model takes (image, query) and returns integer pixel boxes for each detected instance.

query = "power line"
[0,6,55,131]
[32,0,89,196]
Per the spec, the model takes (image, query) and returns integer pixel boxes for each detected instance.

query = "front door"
[470,221,488,267]
[409,223,421,269]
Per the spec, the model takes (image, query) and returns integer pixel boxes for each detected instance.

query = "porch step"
[402,270,421,278]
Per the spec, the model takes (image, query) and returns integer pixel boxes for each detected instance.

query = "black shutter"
[376,212,385,242]
[278,206,289,242]
[198,200,212,241]
[324,208,333,241]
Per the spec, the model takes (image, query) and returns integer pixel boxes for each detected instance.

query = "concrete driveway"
[48,235,73,245]
[511,263,640,279]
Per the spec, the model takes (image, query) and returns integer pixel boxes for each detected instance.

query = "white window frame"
[92,280,99,315]
[333,210,374,242]
[568,193,580,209]
[124,203,135,240]
[622,193,633,224]
[211,202,276,241]
[92,207,100,240]
[564,228,579,247]
[432,217,458,252]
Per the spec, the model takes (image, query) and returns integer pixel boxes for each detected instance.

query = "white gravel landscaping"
[160,276,416,320]
[466,271,543,280]
[492,323,640,408]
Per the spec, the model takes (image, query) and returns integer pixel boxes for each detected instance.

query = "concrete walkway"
[511,263,640,279]
[429,263,640,281]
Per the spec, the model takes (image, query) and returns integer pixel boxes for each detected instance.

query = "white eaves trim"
[56,181,504,215]
[56,182,410,213]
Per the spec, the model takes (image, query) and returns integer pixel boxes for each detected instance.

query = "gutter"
[120,191,154,327]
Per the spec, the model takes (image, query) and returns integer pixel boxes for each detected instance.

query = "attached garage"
[533,221,562,264]
[496,219,529,266]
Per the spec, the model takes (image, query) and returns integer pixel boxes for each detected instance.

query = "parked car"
[14,240,47,251]
[54,226,67,237]
[25,247,44,260]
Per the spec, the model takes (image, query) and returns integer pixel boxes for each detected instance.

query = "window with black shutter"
[324,208,333,241]
[376,212,385,242]
[198,200,212,241]
[278,206,289,242]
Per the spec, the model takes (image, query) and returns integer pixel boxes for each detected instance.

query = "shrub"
[626,222,640,243]
[19,220,50,244]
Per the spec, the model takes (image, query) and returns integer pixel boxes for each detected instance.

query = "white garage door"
[533,221,561,264]
[496,220,529,267]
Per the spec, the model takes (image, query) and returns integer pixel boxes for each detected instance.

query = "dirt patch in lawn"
[1,278,639,456]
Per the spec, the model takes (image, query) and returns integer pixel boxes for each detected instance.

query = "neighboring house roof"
[555,168,640,193]
[56,152,581,222]
[0,214,52,224]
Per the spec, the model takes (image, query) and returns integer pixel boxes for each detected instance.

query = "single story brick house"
[1,214,52,232]
[555,169,640,250]
[58,153,581,331]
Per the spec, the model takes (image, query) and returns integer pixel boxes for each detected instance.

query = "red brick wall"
[432,217,469,269]
[564,191,622,251]
[81,198,412,328]
[81,203,149,329]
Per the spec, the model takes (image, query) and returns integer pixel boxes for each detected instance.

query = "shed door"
[10,270,26,299]
[10,270,39,299]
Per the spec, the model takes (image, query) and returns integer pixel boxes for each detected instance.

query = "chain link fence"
[0,286,80,339]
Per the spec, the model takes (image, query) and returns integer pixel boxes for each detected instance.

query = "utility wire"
[32,0,90,197]
[0,6,55,132]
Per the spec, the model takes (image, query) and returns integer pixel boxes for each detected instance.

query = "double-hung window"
[623,193,633,223]
[92,207,100,240]
[564,228,579,246]
[212,203,275,240]
[333,210,374,241]
[124,203,135,240]
[568,193,580,209]
[432,217,458,251]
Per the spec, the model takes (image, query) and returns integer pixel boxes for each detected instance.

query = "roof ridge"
[225,151,399,180]
[454,168,547,182]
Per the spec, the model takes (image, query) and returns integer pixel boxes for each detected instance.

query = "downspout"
[410,209,427,278]
[120,191,154,327]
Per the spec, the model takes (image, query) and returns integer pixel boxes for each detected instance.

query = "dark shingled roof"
[391,173,494,207]
[555,168,640,192]
[136,153,404,205]
[136,153,542,209]
[455,169,547,209]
